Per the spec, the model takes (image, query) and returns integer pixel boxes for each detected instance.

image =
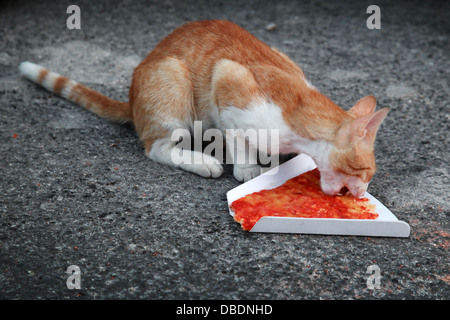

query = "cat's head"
[319,96,389,198]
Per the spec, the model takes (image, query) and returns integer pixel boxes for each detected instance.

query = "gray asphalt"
[0,0,449,299]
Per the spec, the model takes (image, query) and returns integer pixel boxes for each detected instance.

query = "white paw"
[180,153,224,178]
[149,141,223,179]
[233,164,262,182]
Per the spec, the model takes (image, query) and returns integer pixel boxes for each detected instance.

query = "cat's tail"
[19,61,132,123]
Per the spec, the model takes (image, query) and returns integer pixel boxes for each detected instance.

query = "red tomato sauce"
[230,168,378,231]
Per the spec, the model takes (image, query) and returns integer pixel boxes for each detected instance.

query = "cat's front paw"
[182,153,224,178]
[233,164,262,182]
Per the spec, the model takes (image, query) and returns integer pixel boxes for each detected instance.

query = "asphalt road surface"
[0,0,448,299]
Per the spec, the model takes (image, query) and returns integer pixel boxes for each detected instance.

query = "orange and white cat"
[19,20,388,198]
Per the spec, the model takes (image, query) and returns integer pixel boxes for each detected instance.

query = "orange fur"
[212,60,261,109]
[70,84,132,122]
[129,20,353,143]
[53,76,69,96]
[38,69,48,84]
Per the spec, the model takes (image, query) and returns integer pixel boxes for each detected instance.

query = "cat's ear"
[348,95,377,118]
[352,107,389,144]
[337,107,389,146]
[366,108,389,139]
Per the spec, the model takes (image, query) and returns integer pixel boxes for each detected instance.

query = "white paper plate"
[227,154,410,237]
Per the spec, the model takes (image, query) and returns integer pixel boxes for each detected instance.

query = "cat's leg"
[212,59,263,182]
[148,136,223,178]
[132,57,223,178]
[225,129,262,182]
[234,164,262,182]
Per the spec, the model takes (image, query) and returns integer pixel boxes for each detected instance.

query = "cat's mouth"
[324,185,365,198]
[337,186,350,196]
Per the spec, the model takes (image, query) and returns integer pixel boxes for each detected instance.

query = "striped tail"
[19,61,132,123]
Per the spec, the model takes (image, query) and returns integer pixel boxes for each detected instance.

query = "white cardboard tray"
[227,154,410,237]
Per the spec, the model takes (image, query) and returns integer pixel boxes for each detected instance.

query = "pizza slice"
[230,168,378,231]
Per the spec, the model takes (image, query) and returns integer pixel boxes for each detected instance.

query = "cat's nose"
[343,178,370,198]
[350,186,366,198]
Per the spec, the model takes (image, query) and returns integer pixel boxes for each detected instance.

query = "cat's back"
[132,20,307,116]
[152,20,262,58]
[142,20,294,73]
